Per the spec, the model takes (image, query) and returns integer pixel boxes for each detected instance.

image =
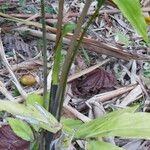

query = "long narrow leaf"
[75,112,150,139]
[0,100,61,133]
[112,0,148,42]
[52,42,62,84]
[8,118,34,141]
[87,140,123,150]
[75,107,150,139]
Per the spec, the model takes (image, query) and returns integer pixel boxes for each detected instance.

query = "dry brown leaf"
[71,68,115,98]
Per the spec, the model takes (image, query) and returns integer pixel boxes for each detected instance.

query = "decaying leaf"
[0,125,30,150]
[71,68,115,98]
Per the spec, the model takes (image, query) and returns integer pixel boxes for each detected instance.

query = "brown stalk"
[1,12,149,60]
[87,84,137,103]
[15,27,150,61]
[55,0,93,120]
[54,0,64,48]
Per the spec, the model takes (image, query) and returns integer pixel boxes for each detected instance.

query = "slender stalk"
[49,0,64,116]
[41,0,47,108]
[56,0,105,120]
[41,0,47,150]
[54,0,64,52]
[47,1,64,150]
[55,0,93,120]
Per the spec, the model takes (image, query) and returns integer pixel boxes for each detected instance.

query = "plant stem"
[41,0,47,108]
[47,1,64,150]
[41,0,48,150]
[55,0,93,121]
[49,0,64,116]
[55,0,105,121]
[54,0,64,52]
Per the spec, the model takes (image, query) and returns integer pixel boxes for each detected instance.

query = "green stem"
[56,1,105,121]
[47,1,64,150]
[55,0,93,120]
[49,0,64,116]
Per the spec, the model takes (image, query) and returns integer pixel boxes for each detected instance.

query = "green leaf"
[75,112,150,140]
[61,118,83,134]
[62,22,76,36]
[114,31,131,47]
[26,93,43,106]
[87,140,123,150]
[52,43,62,84]
[112,0,148,42]
[0,100,61,133]
[8,118,34,141]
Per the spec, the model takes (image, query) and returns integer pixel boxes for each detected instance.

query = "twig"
[63,105,91,122]
[54,0,64,50]
[0,81,15,101]
[15,27,150,61]
[87,84,136,103]
[0,59,45,74]
[9,9,149,19]
[119,85,142,107]
[41,0,47,108]
[0,34,27,99]
[17,13,39,26]
[9,9,120,19]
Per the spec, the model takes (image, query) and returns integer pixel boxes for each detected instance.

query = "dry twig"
[0,33,27,99]
[0,81,15,101]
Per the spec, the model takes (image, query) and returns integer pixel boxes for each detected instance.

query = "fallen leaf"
[71,68,115,98]
[0,125,30,150]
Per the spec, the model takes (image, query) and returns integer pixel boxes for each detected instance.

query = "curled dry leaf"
[71,68,115,98]
[20,74,37,86]
[0,125,30,150]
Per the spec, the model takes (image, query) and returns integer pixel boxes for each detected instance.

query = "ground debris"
[71,68,115,98]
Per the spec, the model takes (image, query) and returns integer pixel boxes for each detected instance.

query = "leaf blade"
[112,0,148,42]
[0,100,61,133]
[75,107,150,140]
[87,140,123,150]
[8,118,34,141]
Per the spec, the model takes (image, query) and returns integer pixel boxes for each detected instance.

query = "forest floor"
[0,0,150,149]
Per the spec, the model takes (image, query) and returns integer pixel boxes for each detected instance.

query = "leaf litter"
[71,68,115,98]
[0,0,150,149]
[0,125,30,150]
